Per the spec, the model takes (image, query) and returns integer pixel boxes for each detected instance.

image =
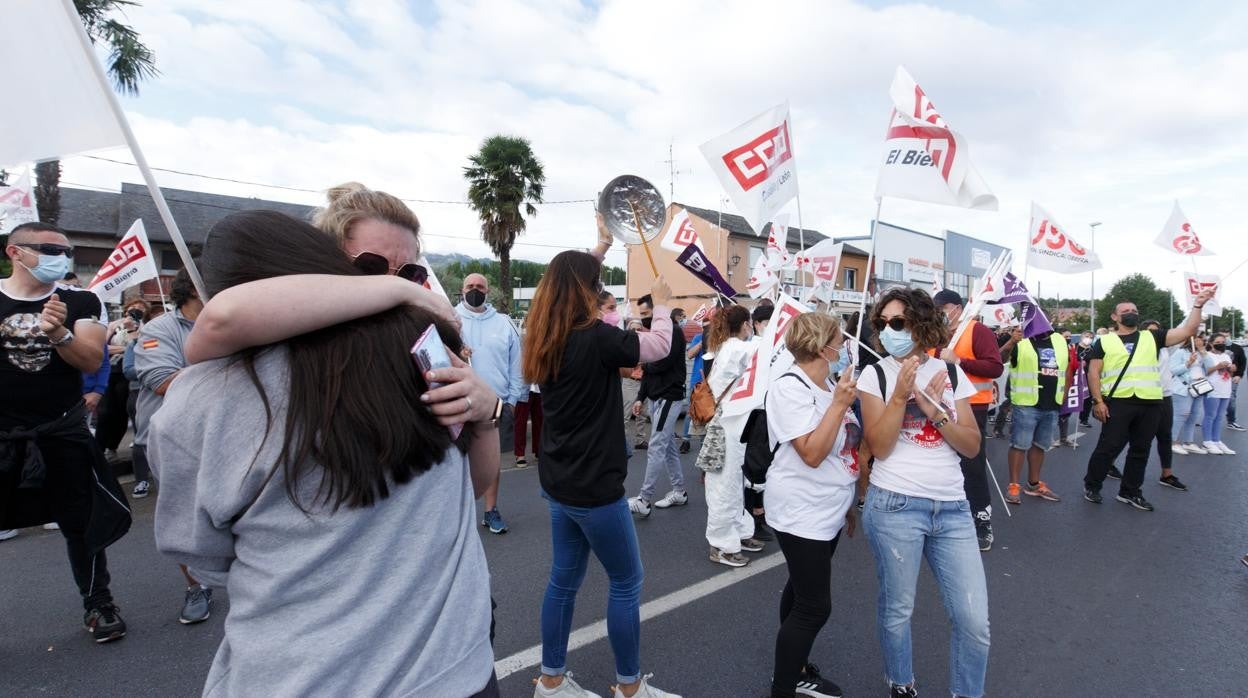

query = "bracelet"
[49,329,74,347]
[932,416,950,429]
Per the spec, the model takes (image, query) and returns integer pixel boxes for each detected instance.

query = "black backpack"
[741,372,812,485]
[869,360,959,403]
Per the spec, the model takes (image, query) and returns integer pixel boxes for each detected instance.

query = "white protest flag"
[765,214,794,270]
[660,207,701,254]
[722,293,809,417]
[1027,202,1102,273]
[746,256,780,299]
[0,1,126,164]
[1183,272,1222,317]
[982,304,1016,329]
[874,66,997,211]
[1155,201,1214,256]
[87,220,159,302]
[797,240,844,284]
[0,169,39,235]
[700,102,800,235]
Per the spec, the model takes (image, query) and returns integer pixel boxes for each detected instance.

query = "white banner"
[1155,201,1214,256]
[1027,201,1102,273]
[0,168,39,235]
[660,207,700,254]
[0,0,127,164]
[982,304,1016,328]
[1183,272,1222,317]
[746,256,780,299]
[87,219,159,302]
[765,213,794,269]
[722,293,808,417]
[700,102,800,235]
[874,66,997,211]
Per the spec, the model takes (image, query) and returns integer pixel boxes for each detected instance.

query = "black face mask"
[126,309,144,322]
[1212,343,1226,352]
[464,289,486,308]
[1118,312,1140,328]
[641,317,653,331]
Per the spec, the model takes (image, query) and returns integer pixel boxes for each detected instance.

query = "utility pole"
[663,141,687,202]
[1089,222,1101,333]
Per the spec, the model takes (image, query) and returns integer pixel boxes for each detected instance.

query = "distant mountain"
[425,252,480,267]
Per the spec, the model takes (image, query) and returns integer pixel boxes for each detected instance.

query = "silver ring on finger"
[464,395,473,413]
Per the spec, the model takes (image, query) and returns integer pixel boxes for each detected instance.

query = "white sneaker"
[1184,442,1208,454]
[614,674,682,698]
[1217,441,1237,455]
[628,496,652,518]
[43,522,60,530]
[1203,440,1227,455]
[535,672,602,698]
[652,490,688,509]
[709,547,749,567]
[0,529,17,541]
[1171,443,1189,455]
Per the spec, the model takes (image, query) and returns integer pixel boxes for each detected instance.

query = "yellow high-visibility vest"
[1011,334,1068,407]
[1099,331,1163,400]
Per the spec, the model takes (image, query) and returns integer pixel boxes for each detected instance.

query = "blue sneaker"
[482,508,509,534]
[179,585,212,625]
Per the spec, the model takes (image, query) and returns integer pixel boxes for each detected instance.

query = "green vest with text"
[1010,334,1068,407]
[1099,331,1163,400]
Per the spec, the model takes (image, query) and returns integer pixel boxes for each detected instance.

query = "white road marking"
[494,552,785,680]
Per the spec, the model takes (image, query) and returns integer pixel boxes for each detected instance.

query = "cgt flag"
[88,219,159,302]
[875,66,997,210]
[1027,202,1102,273]
[660,207,701,254]
[1155,201,1214,256]
[700,102,800,235]
[0,168,39,235]
[676,244,737,299]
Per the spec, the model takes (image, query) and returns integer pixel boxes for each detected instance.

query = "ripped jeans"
[862,485,990,698]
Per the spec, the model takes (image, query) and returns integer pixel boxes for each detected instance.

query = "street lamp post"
[1089,222,1101,333]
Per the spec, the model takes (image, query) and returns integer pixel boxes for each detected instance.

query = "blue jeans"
[862,485,990,698]
[1172,393,1202,443]
[1228,380,1240,424]
[541,493,644,684]
[640,399,684,501]
[1201,396,1230,443]
[1009,405,1059,451]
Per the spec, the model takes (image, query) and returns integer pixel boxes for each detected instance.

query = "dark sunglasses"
[352,251,427,285]
[873,316,907,332]
[18,243,74,258]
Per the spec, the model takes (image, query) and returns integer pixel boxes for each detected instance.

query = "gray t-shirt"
[148,348,494,697]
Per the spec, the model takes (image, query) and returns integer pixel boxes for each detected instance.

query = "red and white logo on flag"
[660,208,702,254]
[97,236,150,279]
[1155,202,1213,257]
[700,102,801,235]
[721,121,793,192]
[87,219,160,302]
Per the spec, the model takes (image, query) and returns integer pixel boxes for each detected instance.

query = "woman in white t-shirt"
[763,313,860,698]
[1201,334,1237,454]
[857,288,990,698]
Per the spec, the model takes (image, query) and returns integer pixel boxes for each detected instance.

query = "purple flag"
[676,244,737,298]
[993,272,1032,305]
[988,273,1052,338]
[1060,367,1088,416]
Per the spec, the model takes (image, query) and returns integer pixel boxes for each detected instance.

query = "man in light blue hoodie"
[457,273,525,534]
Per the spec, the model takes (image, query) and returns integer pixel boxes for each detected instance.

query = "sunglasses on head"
[18,243,74,259]
[351,252,427,285]
[873,316,907,332]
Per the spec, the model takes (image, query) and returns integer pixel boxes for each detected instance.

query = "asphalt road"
[3,416,1247,697]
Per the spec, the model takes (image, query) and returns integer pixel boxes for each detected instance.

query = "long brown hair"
[199,211,470,512]
[523,250,601,384]
[706,305,750,353]
[871,288,950,352]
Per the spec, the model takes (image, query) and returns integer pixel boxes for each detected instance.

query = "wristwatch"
[49,329,74,347]
[484,397,504,427]
[932,415,950,429]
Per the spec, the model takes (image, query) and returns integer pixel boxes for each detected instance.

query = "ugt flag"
[88,220,159,302]
[1155,201,1214,256]
[700,103,800,235]
[874,66,997,211]
[0,169,39,236]
[0,1,127,164]
[1027,202,1102,273]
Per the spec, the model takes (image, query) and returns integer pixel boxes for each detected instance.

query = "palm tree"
[464,136,546,315]
[35,0,158,224]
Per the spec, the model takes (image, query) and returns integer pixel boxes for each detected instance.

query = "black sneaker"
[84,603,126,643]
[1115,493,1154,511]
[794,663,843,698]
[752,514,775,542]
[890,684,918,698]
[678,440,691,454]
[1079,421,1092,428]
[974,513,993,552]
[633,441,648,450]
[1106,465,1123,480]
[1083,488,1103,504]
[1227,422,1247,432]
[1159,475,1189,492]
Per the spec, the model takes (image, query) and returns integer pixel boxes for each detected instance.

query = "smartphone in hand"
[411,324,463,439]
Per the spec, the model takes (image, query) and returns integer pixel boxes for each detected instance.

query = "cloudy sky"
[47,0,1248,310]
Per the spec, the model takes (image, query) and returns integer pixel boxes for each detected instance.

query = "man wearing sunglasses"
[1,222,131,644]
[456,273,525,535]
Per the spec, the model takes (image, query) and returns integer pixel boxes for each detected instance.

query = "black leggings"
[772,530,842,698]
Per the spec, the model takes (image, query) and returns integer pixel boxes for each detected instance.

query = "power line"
[78,154,595,205]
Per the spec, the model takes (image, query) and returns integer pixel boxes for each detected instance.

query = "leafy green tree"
[464,136,546,315]
[1096,273,1182,329]
[1205,306,1245,337]
[36,0,158,224]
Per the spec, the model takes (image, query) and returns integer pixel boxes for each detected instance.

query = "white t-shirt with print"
[765,370,861,541]
[1203,351,1235,399]
[857,356,976,501]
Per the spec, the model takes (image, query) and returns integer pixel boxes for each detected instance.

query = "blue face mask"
[830,346,851,374]
[880,326,916,357]
[21,253,72,285]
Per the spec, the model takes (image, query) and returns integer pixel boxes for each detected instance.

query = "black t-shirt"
[539,322,641,507]
[0,284,103,428]
[1090,329,1167,402]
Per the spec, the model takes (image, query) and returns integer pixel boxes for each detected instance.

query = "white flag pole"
[60,0,208,301]
[855,197,885,338]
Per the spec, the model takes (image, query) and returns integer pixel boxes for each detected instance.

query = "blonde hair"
[312,182,422,254]
[785,312,842,363]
